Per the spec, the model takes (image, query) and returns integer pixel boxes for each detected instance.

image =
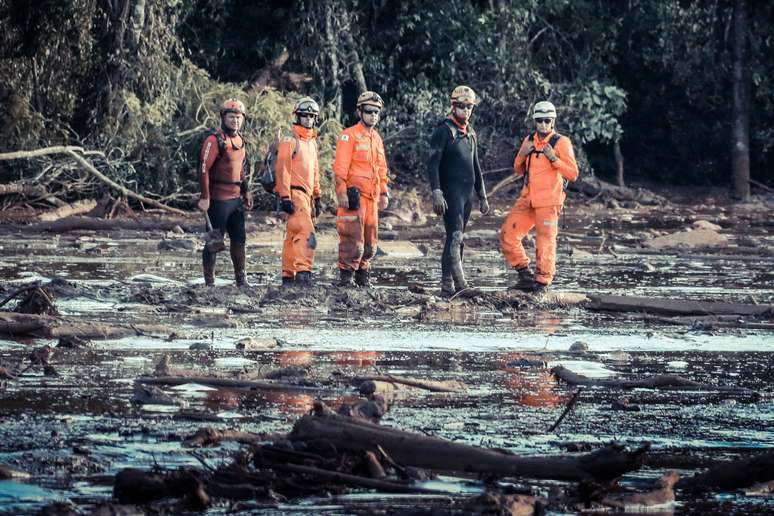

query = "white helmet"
[532,101,557,119]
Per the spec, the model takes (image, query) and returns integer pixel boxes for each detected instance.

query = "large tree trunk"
[731,0,750,201]
[324,3,343,121]
[613,140,625,187]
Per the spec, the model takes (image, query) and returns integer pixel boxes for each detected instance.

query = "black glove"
[280,198,295,214]
[347,187,361,211]
[314,197,323,218]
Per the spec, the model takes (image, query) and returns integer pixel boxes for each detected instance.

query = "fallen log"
[352,374,465,393]
[37,199,98,221]
[551,366,753,393]
[22,215,200,234]
[0,311,176,339]
[586,294,772,317]
[184,427,279,447]
[603,470,679,509]
[290,412,648,482]
[677,452,774,493]
[139,375,336,393]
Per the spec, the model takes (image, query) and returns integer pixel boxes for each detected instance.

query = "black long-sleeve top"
[427,119,486,199]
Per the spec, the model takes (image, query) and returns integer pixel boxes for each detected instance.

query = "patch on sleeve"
[340,134,349,142]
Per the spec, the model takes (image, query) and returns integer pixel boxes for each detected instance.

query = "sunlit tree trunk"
[324,2,342,121]
[732,0,750,201]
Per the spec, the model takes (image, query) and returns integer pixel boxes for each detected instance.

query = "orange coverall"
[333,121,390,271]
[499,130,579,285]
[275,125,320,279]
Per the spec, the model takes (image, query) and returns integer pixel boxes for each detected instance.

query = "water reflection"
[499,353,565,408]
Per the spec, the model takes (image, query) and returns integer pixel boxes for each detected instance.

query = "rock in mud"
[132,383,188,407]
[236,337,280,351]
[644,228,729,249]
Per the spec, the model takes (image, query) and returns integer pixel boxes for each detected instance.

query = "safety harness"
[524,132,562,187]
[201,128,248,188]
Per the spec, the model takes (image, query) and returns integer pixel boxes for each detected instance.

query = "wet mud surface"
[1,195,773,514]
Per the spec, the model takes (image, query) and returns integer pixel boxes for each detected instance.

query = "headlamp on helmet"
[356,91,384,110]
[293,97,320,117]
[450,85,478,105]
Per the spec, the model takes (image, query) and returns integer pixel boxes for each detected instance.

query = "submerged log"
[139,375,335,393]
[0,311,176,339]
[352,374,465,393]
[552,366,753,393]
[22,215,200,234]
[290,412,648,482]
[587,294,772,317]
[677,452,774,493]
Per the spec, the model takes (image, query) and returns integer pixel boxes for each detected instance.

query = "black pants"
[207,198,246,245]
[441,187,473,279]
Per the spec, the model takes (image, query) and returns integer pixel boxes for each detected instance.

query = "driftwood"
[113,468,209,508]
[184,427,278,447]
[677,452,774,493]
[139,375,335,393]
[353,374,465,393]
[603,470,679,509]
[587,294,772,317]
[290,411,648,482]
[0,311,176,339]
[0,181,48,197]
[22,215,199,234]
[552,366,753,393]
[37,199,98,221]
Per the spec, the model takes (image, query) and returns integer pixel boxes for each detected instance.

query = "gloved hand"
[337,191,349,210]
[314,197,323,217]
[518,139,535,157]
[432,189,447,216]
[242,191,254,210]
[280,198,295,214]
[479,196,490,215]
[378,194,389,210]
[542,142,557,162]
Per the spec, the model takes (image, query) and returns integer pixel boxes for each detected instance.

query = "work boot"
[203,249,216,287]
[338,268,354,287]
[354,269,372,288]
[296,271,312,285]
[532,282,548,295]
[230,243,250,287]
[281,276,295,287]
[440,274,455,298]
[512,267,535,291]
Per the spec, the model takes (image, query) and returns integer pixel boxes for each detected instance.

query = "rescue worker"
[333,91,390,287]
[197,98,253,287]
[427,85,489,297]
[275,97,322,286]
[499,101,579,293]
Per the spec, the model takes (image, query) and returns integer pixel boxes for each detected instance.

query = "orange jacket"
[333,122,389,200]
[199,128,246,201]
[275,125,320,199]
[513,130,579,207]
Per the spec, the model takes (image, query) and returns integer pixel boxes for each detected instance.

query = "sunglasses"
[535,118,554,124]
[454,103,475,111]
[298,113,317,118]
[362,108,381,115]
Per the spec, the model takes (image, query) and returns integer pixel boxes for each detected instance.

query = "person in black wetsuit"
[427,85,490,297]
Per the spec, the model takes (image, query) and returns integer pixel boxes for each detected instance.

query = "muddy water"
[0,202,773,514]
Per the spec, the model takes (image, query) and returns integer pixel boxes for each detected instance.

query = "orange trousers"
[337,194,378,271]
[499,196,561,285]
[281,189,316,278]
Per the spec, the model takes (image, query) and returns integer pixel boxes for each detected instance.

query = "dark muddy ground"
[0,191,773,514]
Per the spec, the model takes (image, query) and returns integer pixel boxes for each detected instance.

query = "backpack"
[260,129,300,194]
[524,132,563,187]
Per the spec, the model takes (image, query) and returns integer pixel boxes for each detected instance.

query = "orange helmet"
[450,85,478,105]
[356,91,384,110]
[220,98,246,116]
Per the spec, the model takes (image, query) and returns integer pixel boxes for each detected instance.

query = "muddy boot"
[354,269,372,288]
[281,276,295,287]
[296,271,312,286]
[338,268,354,287]
[449,231,469,292]
[230,242,250,287]
[512,267,535,291]
[202,248,217,287]
[440,274,455,298]
[532,281,548,295]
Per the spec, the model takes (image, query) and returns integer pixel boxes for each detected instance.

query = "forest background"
[0,0,771,210]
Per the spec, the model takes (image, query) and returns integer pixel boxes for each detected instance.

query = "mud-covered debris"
[57,335,90,348]
[265,365,308,379]
[189,342,213,351]
[603,470,678,509]
[569,341,589,352]
[462,491,542,516]
[0,463,31,480]
[157,239,196,251]
[611,398,641,411]
[236,337,280,351]
[132,383,188,407]
[644,228,729,249]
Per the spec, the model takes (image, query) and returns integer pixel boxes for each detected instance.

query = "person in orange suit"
[333,91,390,287]
[275,97,322,286]
[500,101,579,293]
[197,98,253,287]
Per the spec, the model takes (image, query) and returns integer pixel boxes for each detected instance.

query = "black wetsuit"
[427,118,486,282]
